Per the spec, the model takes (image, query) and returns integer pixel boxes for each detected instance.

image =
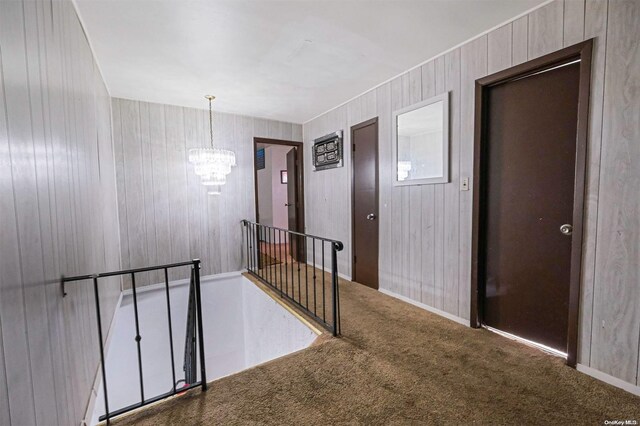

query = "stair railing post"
[331,243,339,337]
[193,259,207,391]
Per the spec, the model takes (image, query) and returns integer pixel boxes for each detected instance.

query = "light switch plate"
[461,177,470,191]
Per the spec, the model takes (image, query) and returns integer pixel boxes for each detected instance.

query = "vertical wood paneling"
[149,103,172,274]
[420,61,436,306]
[113,102,130,271]
[564,0,586,46]
[218,111,235,270]
[302,0,640,389]
[376,82,392,290]
[122,100,150,285]
[1,2,53,423]
[22,0,61,421]
[528,0,565,59]
[408,68,423,302]
[578,0,608,366]
[0,23,32,425]
[488,24,512,74]
[433,56,446,310]
[114,98,302,285]
[0,0,121,424]
[590,0,640,385]
[165,105,190,280]
[460,36,488,320]
[184,107,203,274]
[512,16,529,65]
[140,101,161,284]
[443,49,461,315]
[390,77,404,294]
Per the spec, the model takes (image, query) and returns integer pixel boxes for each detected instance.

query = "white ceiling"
[75,0,546,124]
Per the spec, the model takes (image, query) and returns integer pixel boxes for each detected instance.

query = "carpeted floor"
[112,273,640,425]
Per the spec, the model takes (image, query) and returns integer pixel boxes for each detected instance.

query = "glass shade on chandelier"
[188,148,236,186]
[188,95,236,194]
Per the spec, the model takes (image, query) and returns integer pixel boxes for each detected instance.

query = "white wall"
[91,274,316,424]
[270,145,292,230]
[257,144,292,242]
[112,98,303,287]
[0,1,122,424]
[257,146,274,226]
[303,0,640,390]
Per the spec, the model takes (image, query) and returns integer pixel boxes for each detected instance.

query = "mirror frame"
[392,92,449,186]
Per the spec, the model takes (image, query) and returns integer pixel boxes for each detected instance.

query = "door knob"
[560,224,573,235]
[285,203,293,207]
[366,213,377,221]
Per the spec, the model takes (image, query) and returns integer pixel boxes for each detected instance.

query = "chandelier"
[188,95,236,194]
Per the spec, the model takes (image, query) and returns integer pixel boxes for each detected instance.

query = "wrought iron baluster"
[312,238,317,315]
[322,241,326,322]
[331,243,339,337]
[164,268,177,392]
[297,236,301,305]
[290,231,295,300]
[269,226,274,284]
[278,230,283,296]
[93,276,110,424]
[193,260,207,391]
[284,231,288,295]
[130,273,145,403]
[244,221,250,272]
[305,236,309,309]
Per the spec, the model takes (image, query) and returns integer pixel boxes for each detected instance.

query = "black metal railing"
[61,259,207,424]
[183,268,198,385]
[241,220,344,336]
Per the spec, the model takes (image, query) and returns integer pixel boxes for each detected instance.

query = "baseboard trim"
[378,288,469,327]
[576,363,640,396]
[304,262,351,282]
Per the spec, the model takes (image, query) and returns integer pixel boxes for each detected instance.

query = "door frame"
[253,137,306,235]
[470,39,593,367]
[350,117,379,288]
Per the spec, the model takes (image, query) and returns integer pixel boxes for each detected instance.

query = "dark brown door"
[481,62,581,352]
[286,148,303,261]
[352,118,379,289]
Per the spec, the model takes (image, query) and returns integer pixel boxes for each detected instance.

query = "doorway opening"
[471,40,592,367]
[253,137,305,266]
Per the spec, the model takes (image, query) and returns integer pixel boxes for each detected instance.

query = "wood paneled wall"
[303,0,640,388]
[112,98,302,287]
[0,0,122,425]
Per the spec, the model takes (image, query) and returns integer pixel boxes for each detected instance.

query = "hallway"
[112,274,640,425]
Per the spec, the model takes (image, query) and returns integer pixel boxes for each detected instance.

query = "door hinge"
[352,144,356,152]
[354,255,357,263]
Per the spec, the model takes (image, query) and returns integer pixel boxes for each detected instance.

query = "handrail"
[60,259,207,424]
[61,260,198,286]
[241,220,344,336]
[241,220,344,249]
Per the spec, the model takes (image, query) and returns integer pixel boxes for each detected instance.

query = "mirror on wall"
[392,93,449,185]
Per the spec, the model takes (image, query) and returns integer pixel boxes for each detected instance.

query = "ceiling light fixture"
[188,95,236,195]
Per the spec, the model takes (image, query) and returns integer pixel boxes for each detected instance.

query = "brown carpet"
[112,273,640,425]
[258,252,281,267]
